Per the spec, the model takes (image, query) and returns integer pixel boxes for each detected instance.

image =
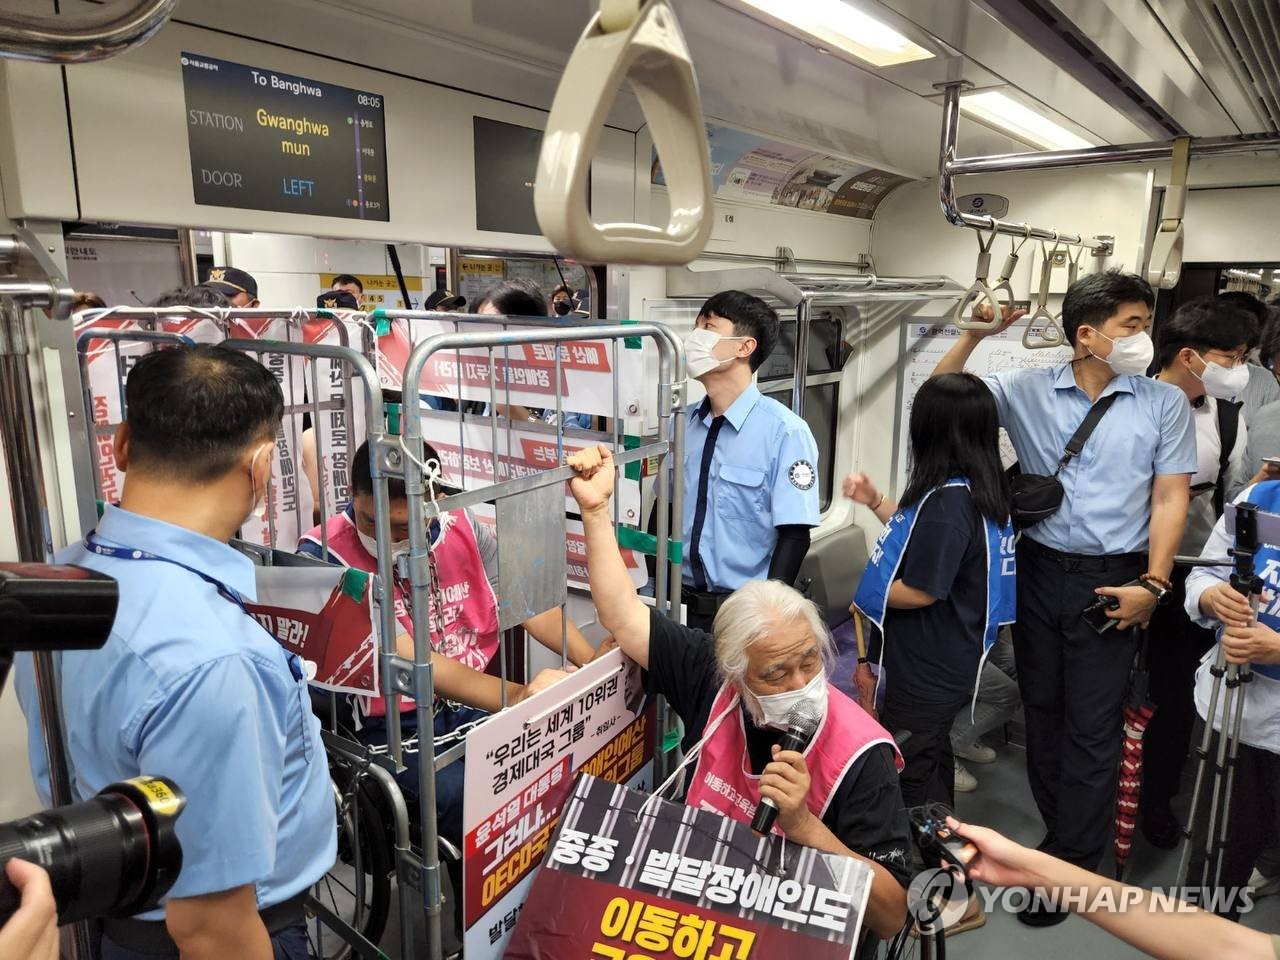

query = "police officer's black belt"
[101,891,307,954]
[684,588,731,616]
[1020,537,1145,572]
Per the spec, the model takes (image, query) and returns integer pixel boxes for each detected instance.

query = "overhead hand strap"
[1146,136,1191,290]
[535,0,712,265]
[1024,238,1066,350]
[954,220,1012,331]
[991,224,1032,303]
[1065,242,1085,289]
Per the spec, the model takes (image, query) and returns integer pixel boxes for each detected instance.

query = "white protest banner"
[303,316,370,521]
[420,415,643,525]
[244,565,379,697]
[462,648,655,959]
[401,317,642,418]
[76,313,311,550]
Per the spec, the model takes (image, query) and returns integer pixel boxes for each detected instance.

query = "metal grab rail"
[938,83,1112,254]
[939,82,1280,257]
[0,0,177,63]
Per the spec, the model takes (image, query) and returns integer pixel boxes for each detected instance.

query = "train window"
[760,381,839,511]
[756,313,844,381]
[756,311,845,511]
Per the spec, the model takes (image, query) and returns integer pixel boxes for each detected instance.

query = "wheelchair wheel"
[308,774,393,960]
[881,922,944,960]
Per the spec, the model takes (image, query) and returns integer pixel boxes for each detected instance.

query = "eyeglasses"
[1205,351,1248,367]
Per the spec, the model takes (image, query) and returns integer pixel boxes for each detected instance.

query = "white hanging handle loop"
[536,0,711,264]
[535,0,713,265]
[953,220,1011,332]
[1024,237,1067,350]
[1146,136,1190,290]
[991,224,1032,304]
[1065,242,1085,288]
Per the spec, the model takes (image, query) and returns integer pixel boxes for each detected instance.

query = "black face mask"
[553,300,573,316]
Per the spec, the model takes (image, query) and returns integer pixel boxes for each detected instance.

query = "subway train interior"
[1,0,1279,958]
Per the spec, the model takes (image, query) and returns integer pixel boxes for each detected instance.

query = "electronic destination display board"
[181,52,390,221]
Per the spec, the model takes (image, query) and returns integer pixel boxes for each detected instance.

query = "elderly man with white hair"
[568,445,912,943]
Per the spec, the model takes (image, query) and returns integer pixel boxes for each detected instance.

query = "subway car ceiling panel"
[4,0,1275,245]
[177,0,1275,144]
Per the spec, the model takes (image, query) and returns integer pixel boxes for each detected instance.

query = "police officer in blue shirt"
[16,344,334,960]
[934,270,1195,926]
[679,290,820,630]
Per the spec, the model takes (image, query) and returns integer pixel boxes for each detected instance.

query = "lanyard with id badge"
[84,534,314,684]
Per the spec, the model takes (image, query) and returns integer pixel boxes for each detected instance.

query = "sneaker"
[1017,894,1069,927]
[956,741,997,764]
[954,761,977,793]
[1249,868,1280,897]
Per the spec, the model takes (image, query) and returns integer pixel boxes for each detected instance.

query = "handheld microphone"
[751,700,821,836]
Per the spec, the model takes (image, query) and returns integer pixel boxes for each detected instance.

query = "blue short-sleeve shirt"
[681,384,820,591]
[15,505,335,917]
[984,364,1196,555]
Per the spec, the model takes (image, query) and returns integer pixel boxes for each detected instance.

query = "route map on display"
[896,319,1071,487]
[181,52,390,221]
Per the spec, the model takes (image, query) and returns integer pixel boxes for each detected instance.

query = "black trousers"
[880,684,969,810]
[1186,719,1280,918]
[1141,567,1216,812]
[1014,541,1144,870]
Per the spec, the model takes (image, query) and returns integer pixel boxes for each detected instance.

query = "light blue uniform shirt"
[15,505,335,917]
[984,364,1196,555]
[681,384,820,590]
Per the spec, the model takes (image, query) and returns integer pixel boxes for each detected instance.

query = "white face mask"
[750,670,828,731]
[357,528,410,558]
[1090,329,1154,376]
[684,328,746,380]
[1194,354,1250,403]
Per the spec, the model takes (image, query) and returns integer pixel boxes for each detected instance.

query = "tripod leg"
[1177,645,1228,886]
[1212,665,1253,890]
[1200,664,1238,888]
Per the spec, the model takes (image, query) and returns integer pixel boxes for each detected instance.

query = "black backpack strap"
[1214,399,1240,516]
[1054,392,1121,474]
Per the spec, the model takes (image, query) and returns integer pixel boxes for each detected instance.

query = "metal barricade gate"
[391,320,684,960]
[69,308,686,960]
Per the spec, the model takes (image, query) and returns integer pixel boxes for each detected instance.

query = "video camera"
[0,563,187,926]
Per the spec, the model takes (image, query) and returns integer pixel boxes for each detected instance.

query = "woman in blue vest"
[848,372,1016,810]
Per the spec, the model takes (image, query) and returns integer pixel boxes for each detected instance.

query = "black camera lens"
[0,776,186,925]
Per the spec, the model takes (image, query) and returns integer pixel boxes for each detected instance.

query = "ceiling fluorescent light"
[960,90,1093,151]
[732,0,934,67]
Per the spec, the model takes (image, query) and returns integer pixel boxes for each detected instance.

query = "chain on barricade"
[365,711,490,758]
[395,438,458,719]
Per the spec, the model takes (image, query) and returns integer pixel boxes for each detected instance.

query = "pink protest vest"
[685,682,903,834]
[298,510,499,717]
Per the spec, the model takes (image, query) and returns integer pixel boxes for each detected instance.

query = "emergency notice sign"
[505,773,873,960]
[462,649,654,959]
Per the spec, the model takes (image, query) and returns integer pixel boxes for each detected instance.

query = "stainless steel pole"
[0,299,91,960]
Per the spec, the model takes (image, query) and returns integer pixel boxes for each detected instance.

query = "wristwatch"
[1137,576,1172,605]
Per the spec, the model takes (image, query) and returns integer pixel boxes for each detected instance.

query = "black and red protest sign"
[504,773,872,960]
